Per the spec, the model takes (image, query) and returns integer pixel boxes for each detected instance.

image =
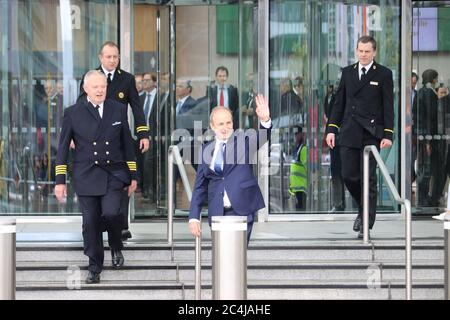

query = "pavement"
[11,213,446,243]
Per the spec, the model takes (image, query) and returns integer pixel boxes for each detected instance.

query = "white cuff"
[260,118,272,128]
[189,218,200,224]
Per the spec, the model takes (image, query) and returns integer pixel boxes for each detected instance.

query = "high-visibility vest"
[289,143,307,195]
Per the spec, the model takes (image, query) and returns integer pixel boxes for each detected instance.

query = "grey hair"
[83,70,107,86]
[210,106,233,124]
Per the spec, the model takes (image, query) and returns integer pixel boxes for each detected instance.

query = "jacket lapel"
[351,63,360,91]
[354,61,379,95]
[222,135,237,176]
[96,100,114,140]
[84,99,102,123]
[98,66,119,97]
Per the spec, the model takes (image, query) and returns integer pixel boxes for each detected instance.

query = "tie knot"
[95,105,100,109]
[361,67,366,74]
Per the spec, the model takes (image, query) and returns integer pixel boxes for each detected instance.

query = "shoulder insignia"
[118,69,122,74]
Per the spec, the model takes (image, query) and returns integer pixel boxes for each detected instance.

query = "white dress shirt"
[189,118,272,223]
[216,84,229,107]
[359,60,374,80]
[87,97,104,118]
[176,95,190,115]
[144,88,157,125]
[101,66,116,81]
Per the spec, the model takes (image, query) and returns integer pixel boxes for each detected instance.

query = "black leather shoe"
[353,217,362,232]
[121,230,132,241]
[85,271,100,284]
[111,249,124,269]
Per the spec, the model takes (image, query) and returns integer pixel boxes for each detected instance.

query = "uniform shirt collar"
[87,96,104,117]
[178,95,190,104]
[101,66,116,80]
[359,60,374,73]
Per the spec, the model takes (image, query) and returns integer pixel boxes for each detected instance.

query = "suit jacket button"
[107,160,110,164]
[105,141,109,145]
[93,142,97,145]
[95,161,99,164]
[94,152,97,155]
[106,151,109,155]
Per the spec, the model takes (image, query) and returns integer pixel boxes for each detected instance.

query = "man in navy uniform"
[188,94,271,243]
[55,70,137,284]
[325,35,394,238]
[79,41,149,241]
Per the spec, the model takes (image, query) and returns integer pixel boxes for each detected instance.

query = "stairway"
[16,238,444,300]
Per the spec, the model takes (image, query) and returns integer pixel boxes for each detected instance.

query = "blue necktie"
[176,101,183,115]
[214,142,225,174]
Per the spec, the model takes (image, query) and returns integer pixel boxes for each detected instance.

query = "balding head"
[210,106,233,140]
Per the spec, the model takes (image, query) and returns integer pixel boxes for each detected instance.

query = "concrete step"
[15,239,445,300]
[16,259,444,282]
[16,240,444,263]
[16,279,444,300]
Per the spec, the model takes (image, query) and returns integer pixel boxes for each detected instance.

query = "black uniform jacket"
[325,61,394,148]
[78,66,149,140]
[55,98,137,196]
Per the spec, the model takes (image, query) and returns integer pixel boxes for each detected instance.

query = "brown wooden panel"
[134,5,157,52]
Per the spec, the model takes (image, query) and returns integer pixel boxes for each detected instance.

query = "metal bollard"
[445,216,450,300]
[0,218,16,300]
[211,216,247,300]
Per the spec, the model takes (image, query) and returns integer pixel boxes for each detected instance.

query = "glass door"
[412,1,450,213]
[0,0,119,215]
[268,0,401,215]
[132,0,258,219]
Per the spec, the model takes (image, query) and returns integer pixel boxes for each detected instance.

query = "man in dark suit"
[325,35,394,238]
[139,73,158,200]
[324,83,346,212]
[188,94,271,243]
[175,79,196,116]
[55,70,137,284]
[78,41,149,241]
[207,66,239,128]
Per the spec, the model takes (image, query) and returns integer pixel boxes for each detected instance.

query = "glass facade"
[0,0,417,219]
[412,1,450,213]
[268,0,401,214]
[0,0,118,214]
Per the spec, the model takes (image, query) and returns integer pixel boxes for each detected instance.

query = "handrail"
[167,145,201,299]
[363,145,412,300]
[167,145,192,246]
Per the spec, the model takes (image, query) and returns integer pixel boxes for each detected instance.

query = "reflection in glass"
[269,0,400,214]
[0,0,118,214]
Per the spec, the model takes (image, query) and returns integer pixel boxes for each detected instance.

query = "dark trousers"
[340,131,379,229]
[330,145,346,209]
[78,174,124,273]
[142,151,157,201]
[208,208,255,244]
[295,192,306,210]
[417,140,446,206]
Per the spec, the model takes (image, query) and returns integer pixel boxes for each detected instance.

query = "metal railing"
[363,145,412,300]
[167,145,202,299]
